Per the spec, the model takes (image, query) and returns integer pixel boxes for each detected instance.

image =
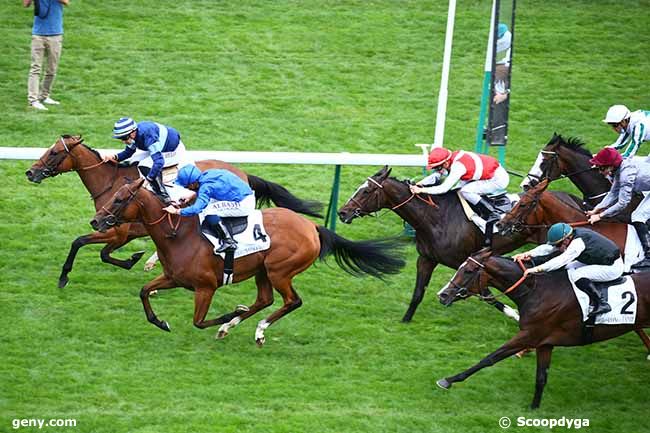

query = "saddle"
[465,192,514,221]
[200,216,249,240]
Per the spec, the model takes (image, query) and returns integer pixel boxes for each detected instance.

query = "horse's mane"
[82,143,103,161]
[552,134,592,158]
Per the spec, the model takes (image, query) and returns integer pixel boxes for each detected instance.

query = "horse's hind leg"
[140,274,178,332]
[252,276,302,346]
[634,330,650,360]
[216,270,275,340]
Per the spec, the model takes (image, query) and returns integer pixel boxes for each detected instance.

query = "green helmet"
[547,223,573,245]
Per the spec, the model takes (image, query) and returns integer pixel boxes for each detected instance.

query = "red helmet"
[427,147,452,169]
[589,147,623,167]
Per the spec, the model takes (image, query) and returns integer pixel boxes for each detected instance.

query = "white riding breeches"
[567,257,625,282]
[136,141,193,172]
[459,165,510,205]
[200,194,256,218]
[631,192,650,223]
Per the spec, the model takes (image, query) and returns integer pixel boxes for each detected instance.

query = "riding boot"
[575,278,611,319]
[477,198,500,222]
[147,174,172,205]
[214,220,237,253]
[632,222,650,268]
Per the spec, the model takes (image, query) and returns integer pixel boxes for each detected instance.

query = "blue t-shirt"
[32,0,65,36]
[180,170,254,216]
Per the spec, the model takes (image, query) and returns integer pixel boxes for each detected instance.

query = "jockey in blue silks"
[104,117,189,204]
[164,165,256,252]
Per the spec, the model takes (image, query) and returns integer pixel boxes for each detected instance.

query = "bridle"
[99,182,181,237]
[38,136,118,200]
[446,256,529,303]
[346,176,439,219]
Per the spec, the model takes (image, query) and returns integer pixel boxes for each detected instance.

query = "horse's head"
[90,178,146,232]
[539,133,593,182]
[438,248,493,306]
[498,178,549,236]
[26,135,85,183]
[338,165,394,223]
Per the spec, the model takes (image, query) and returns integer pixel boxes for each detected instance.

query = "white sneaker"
[30,101,48,111]
[42,97,60,105]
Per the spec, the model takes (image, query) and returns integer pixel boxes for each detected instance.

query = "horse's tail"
[248,175,324,218]
[316,226,405,279]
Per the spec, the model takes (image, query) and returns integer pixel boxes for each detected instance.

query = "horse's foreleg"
[143,252,159,271]
[99,229,145,270]
[402,256,436,323]
[485,297,520,322]
[531,345,553,409]
[140,274,177,332]
[216,270,275,340]
[437,331,531,390]
[58,228,142,288]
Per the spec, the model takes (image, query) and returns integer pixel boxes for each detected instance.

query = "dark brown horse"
[338,166,549,322]
[437,248,650,408]
[527,134,611,206]
[497,178,650,354]
[89,178,405,344]
[26,135,323,287]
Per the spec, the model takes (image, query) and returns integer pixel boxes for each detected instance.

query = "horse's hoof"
[144,262,156,272]
[235,304,250,313]
[131,251,145,262]
[160,321,171,332]
[646,353,650,362]
[150,290,158,297]
[216,330,228,340]
[256,337,266,347]
[58,276,69,289]
[436,379,451,390]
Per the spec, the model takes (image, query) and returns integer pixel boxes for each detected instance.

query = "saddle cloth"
[200,210,271,258]
[567,273,638,325]
[457,191,520,234]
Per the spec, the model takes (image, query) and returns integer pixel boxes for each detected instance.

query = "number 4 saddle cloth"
[199,210,271,259]
[567,273,638,325]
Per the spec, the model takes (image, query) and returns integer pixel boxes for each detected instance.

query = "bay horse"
[437,248,650,408]
[89,178,405,345]
[338,165,552,322]
[26,135,323,288]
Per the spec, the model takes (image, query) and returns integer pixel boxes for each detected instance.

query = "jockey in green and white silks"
[163,165,255,253]
[604,105,650,158]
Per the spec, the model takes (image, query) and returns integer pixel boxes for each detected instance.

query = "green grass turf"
[1,1,649,432]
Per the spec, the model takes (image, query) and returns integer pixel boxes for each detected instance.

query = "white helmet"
[602,105,630,124]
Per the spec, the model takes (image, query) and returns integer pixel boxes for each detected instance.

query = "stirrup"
[215,240,237,253]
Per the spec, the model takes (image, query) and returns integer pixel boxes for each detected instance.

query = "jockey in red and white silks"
[411,147,510,206]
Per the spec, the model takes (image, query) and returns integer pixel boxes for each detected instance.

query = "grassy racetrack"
[1,1,649,432]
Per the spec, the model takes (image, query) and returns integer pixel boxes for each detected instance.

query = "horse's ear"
[377,165,392,180]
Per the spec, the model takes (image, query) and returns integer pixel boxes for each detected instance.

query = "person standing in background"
[24,0,70,111]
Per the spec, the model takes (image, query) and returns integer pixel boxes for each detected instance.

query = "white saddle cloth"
[566,273,638,325]
[200,210,271,258]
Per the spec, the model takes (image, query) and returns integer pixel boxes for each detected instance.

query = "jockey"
[513,222,623,319]
[104,117,188,204]
[163,165,255,252]
[587,147,650,267]
[410,147,510,222]
[604,105,650,158]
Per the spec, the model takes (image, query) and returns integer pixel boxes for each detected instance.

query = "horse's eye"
[114,198,123,204]
[519,203,527,208]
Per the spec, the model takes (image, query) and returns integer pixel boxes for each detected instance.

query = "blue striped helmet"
[112,117,137,138]
[498,23,508,39]
[176,164,202,187]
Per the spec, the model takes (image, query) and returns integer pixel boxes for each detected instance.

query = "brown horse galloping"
[90,178,405,345]
[26,135,323,288]
[497,178,650,355]
[437,248,650,408]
